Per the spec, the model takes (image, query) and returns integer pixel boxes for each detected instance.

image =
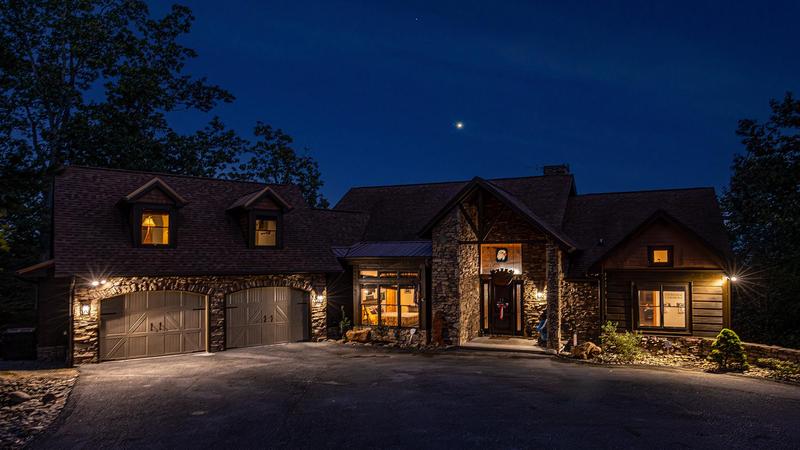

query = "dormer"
[227,186,293,249]
[119,177,188,248]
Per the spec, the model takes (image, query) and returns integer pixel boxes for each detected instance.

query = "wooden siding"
[602,220,723,270]
[603,270,729,337]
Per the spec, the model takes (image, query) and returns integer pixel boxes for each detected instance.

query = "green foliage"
[722,92,800,348]
[755,358,800,381]
[339,306,352,337]
[599,321,641,362]
[707,328,749,372]
[0,1,328,326]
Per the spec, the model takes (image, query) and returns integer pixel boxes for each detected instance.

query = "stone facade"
[352,326,428,347]
[72,274,327,364]
[560,279,600,343]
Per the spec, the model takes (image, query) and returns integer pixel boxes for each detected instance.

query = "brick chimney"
[543,164,570,176]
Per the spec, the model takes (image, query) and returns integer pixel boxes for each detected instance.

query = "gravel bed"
[0,369,78,448]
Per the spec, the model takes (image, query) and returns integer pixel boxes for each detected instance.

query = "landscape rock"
[571,342,602,360]
[345,328,370,343]
[7,391,32,405]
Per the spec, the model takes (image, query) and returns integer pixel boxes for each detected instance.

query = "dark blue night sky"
[151,1,799,204]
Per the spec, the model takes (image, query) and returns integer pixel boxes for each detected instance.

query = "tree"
[234,123,329,208]
[0,1,327,326]
[707,328,749,372]
[722,92,800,348]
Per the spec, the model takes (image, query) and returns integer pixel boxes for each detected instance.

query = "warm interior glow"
[637,289,661,327]
[652,249,670,263]
[141,211,169,245]
[662,290,686,328]
[380,286,398,326]
[399,287,419,327]
[359,269,379,277]
[254,218,277,246]
[480,243,522,274]
[360,286,378,325]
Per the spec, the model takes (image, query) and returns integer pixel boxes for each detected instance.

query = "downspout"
[67,276,76,367]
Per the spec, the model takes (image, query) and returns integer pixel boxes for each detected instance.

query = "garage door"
[99,291,206,361]
[226,287,309,349]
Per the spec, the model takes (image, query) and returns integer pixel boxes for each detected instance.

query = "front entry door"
[491,283,515,334]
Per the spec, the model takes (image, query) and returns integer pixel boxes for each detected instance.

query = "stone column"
[310,274,327,341]
[545,240,562,351]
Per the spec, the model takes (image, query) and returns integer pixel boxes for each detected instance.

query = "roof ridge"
[344,173,571,191]
[575,186,716,197]
[62,165,294,188]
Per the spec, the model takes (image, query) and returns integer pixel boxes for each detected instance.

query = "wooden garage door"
[226,287,309,349]
[99,291,206,361]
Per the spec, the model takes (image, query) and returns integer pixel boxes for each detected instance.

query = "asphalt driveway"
[34,343,800,449]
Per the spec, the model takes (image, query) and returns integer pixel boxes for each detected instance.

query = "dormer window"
[648,246,673,267]
[141,210,170,245]
[254,215,278,247]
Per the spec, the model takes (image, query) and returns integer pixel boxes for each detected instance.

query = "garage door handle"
[263,315,267,323]
[150,323,154,331]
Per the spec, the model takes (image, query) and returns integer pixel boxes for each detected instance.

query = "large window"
[140,210,170,246]
[480,243,522,274]
[358,269,419,328]
[636,284,687,330]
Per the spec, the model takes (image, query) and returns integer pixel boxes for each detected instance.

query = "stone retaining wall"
[72,274,327,364]
[352,326,428,347]
[639,335,800,364]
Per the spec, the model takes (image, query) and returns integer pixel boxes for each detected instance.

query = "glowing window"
[648,246,673,266]
[254,218,277,246]
[636,284,687,330]
[480,244,522,274]
[141,211,169,245]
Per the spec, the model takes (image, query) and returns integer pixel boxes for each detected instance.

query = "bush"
[707,328,749,372]
[599,321,641,362]
[755,358,800,381]
[339,306,352,337]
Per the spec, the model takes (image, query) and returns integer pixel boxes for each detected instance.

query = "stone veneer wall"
[352,326,428,347]
[545,241,563,350]
[640,335,800,364]
[72,274,327,364]
[560,279,600,343]
[458,241,480,344]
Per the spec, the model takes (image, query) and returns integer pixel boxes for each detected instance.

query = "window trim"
[647,245,674,267]
[132,204,177,248]
[633,282,690,332]
[248,210,283,249]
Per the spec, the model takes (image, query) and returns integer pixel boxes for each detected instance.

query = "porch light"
[730,276,738,282]
[535,291,545,301]
[80,303,91,316]
[313,292,325,306]
[90,280,100,287]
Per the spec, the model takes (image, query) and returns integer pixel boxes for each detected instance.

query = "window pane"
[378,271,397,278]
[255,219,277,246]
[399,287,418,328]
[637,290,661,327]
[480,244,522,275]
[399,271,419,279]
[141,211,169,245]
[652,249,670,264]
[663,289,687,328]
[360,286,378,325]
[379,286,398,326]
[359,269,379,278]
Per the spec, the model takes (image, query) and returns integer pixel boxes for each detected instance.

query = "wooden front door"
[491,282,515,335]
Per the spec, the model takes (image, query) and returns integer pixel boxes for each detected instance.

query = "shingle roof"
[334,174,575,241]
[562,187,732,278]
[333,241,432,258]
[52,166,368,276]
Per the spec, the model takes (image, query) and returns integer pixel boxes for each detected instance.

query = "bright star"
[455,122,464,129]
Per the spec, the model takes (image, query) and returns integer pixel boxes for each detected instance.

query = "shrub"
[707,328,749,372]
[339,306,352,337]
[599,321,641,362]
[755,358,800,381]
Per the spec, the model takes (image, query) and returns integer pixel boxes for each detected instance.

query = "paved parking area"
[34,343,800,449]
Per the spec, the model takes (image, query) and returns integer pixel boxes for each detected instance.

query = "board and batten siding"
[603,270,730,337]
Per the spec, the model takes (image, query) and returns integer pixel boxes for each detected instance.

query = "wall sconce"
[80,303,91,316]
[313,292,325,306]
[535,291,546,301]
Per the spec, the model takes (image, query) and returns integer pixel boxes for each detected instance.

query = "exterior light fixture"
[90,280,100,287]
[313,292,325,306]
[535,291,545,301]
[80,303,91,316]
[100,279,107,285]
[730,276,738,282]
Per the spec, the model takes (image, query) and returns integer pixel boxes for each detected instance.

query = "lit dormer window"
[140,209,171,246]
[254,216,277,247]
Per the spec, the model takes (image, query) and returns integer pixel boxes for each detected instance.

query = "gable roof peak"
[122,177,188,207]
[227,185,293,212]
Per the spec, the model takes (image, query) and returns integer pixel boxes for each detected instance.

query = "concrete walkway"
[34,343,800,449]
[461,336,548,354]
